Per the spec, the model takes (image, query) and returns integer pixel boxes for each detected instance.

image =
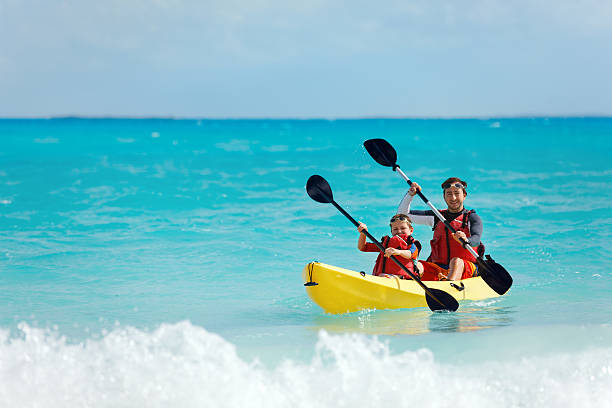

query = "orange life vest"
[373,234,419,279]
[428,210,484,265]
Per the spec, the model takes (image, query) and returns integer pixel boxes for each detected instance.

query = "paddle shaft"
[329,200,448,307]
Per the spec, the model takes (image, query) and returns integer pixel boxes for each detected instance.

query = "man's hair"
[441,177,467,195]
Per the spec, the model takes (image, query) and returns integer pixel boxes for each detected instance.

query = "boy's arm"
[357,233,367,251]
[384,244,416,259]
[394,249,413,259]
[357,222,367,251]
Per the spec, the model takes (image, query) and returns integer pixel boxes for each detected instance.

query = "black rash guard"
[397,193,483,247]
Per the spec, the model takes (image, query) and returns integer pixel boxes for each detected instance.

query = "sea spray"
[1,322,611,408]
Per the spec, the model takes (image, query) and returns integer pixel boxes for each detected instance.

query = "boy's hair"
[389,213,412,227]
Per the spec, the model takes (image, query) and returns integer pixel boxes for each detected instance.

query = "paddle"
[306,174,459,312]
[363,138,513,296]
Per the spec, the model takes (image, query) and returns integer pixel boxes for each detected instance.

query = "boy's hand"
[408,182,421,196]
[384,248,399,257]
[357,223,368,234]
[438,272,448,281]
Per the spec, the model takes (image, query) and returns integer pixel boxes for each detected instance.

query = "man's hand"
[408,182,421,197]
[452,231,468,244]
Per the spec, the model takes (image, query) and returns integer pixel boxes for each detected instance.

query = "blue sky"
[1,0,611,118]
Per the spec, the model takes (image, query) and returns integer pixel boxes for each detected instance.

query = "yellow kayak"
[302,262,502,314]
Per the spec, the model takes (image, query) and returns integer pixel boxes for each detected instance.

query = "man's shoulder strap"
[431,209,447,231]
[461,209,474,228]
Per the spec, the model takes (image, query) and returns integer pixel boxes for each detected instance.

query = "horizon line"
[1,114,612,120]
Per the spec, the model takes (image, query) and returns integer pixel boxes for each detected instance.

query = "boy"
[357,214,424,279]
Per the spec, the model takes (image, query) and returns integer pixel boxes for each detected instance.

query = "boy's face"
[390,220,413,236]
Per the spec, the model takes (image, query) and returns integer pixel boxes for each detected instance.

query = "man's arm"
[398,192,436,227]
[467,212,483,247]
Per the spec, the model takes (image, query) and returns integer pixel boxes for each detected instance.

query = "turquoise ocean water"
[1,118,611,406]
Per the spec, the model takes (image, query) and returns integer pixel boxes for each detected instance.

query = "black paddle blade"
[364,139,397,167]
[306,175,334,204]
[425,288,459,312]
[478,255,513,295]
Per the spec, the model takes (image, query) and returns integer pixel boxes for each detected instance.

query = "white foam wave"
[33,137,59,144]
[261,145,289,152]
[216,139,251,152]
[1,322,611,407]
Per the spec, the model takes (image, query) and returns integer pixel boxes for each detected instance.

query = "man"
[397,177,484,281]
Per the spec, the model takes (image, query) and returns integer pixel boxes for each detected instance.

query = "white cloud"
[3,0,610,68]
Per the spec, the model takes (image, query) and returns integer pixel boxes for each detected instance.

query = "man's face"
[444,187,466,212]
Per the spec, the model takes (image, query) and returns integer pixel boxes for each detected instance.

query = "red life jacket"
[428,209,484,265]
[372,234,419,279]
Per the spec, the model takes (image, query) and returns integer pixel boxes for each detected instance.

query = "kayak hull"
[302,262,502,314]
